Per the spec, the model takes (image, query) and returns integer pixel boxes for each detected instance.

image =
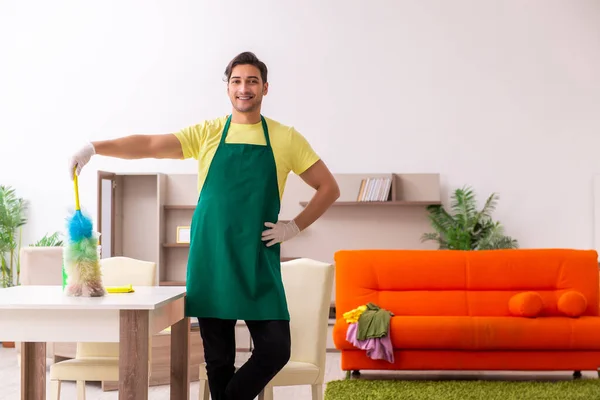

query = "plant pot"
[2,342,15,348]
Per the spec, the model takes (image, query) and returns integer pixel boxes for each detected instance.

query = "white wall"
[1,0,599,250]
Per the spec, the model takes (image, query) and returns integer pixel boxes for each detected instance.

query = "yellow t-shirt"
[174,115,320,198]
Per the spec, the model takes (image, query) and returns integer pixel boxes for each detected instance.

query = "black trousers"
[198,317,291,400]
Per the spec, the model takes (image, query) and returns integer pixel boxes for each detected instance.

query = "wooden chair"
[198,258,334,400]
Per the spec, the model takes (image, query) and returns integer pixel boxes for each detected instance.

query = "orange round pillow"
[508,291,543,317]
[558,290,587,317]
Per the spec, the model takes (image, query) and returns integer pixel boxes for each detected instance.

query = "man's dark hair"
[224,52,268,83]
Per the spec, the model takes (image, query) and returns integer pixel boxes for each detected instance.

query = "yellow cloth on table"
[106,284,134,293]
[343,304,367,323]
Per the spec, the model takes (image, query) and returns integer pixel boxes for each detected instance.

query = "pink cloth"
[346,322,394,363]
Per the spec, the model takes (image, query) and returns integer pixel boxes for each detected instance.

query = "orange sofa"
[332,249,600,377]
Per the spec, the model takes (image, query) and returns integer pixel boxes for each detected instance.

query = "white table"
[0,285,190,400]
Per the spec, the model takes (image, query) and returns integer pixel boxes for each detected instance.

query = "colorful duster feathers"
[63,170,106,297]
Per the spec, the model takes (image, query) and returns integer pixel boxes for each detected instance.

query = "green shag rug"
[324,379,600,400]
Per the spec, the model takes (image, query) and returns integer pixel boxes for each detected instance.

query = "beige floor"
[0,347,345,399]
[1,346,596,399]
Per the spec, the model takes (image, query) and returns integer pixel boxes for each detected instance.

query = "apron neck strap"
[221,115,271,147]
[260,116,271,147]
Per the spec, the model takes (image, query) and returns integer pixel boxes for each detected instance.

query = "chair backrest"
[18,247,64,358]
[281,258,334,384]
[77,256,157,358]
[19,247,64,285]
[100,256,157,287]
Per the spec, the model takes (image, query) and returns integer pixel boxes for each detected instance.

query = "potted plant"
[0,185,28,288]
[30,231,64,247]
[0,185,28,348]
[421,185,518,250]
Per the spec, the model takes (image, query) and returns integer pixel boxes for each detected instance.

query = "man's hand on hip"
[261,220,300,247]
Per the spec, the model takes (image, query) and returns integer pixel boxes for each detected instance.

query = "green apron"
[184,114,290,321]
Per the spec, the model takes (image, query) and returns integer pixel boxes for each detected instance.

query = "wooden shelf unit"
[164,205,196,210]
[162,242,190,248]
[298,173,441,208]
[159,280,186,286]
[300,200,441,207]
[96,172,198,286]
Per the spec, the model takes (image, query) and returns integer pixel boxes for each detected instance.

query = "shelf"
[163,243,190,248]
[160,280,185,286]
[299,200,441,207]
[164,205,195,210]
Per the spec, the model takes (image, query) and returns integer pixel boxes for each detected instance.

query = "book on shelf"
[356,177,392,202]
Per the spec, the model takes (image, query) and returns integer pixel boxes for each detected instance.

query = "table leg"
[21,342,46,400]
[119,310,149,400]
[170,316,190,400]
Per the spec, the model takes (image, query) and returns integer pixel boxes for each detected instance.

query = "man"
[69,51,340,400]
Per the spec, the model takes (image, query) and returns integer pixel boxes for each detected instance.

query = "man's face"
[227,64,268,114]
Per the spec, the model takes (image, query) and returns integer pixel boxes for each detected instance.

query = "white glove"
[261,220,300,247]
[69,142,96,179]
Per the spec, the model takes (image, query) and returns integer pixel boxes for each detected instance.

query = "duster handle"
[73,166,81,211]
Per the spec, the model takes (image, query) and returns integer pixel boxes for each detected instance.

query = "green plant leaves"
[30,231,64,247]
[0,185,28,287]
[421,185,518,250]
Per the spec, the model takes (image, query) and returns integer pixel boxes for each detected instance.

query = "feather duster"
[63,169,106,297]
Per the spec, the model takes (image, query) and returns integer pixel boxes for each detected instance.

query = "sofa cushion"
[508,291,543,317]
[558,290,587,317]
[334,315,600,351]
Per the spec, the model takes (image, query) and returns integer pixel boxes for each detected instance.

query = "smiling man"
[69,51,340,400]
